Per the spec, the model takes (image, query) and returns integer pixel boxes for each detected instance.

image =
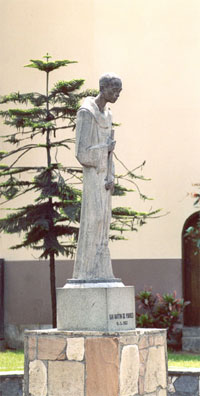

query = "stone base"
[24,328,167,396]
[57,283,135,331]
[182,326,200,352]
[0,339,5,351]
[168,367,200,396]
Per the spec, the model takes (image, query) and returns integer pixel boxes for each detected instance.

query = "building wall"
[1,0,200,260]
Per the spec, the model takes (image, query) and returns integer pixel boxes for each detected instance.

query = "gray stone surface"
[0,372,23,396]
[65,279,124,288]
[182,326,200,352]
[173,375,198,394]
[73,73,122,281]
[168,393,192,396]
[182,336,200,352]
[0,339,5,351]
[183,326,200,336]
[168,369,200,396]
[57,285,135,331]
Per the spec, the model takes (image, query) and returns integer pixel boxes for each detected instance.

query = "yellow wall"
[1,0,200,259]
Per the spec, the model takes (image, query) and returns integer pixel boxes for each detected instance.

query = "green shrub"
[136,288,190,349]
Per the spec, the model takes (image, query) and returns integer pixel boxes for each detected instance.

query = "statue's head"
[99,73,122,103]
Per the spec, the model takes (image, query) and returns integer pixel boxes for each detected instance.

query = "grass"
[0,349,24,372]
[168,351,200,368]
[0,349,200,371]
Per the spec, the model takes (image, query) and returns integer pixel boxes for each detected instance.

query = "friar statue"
[73,73,122,281]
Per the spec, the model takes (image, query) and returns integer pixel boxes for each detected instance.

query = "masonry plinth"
[24,328,168,396]
[57,282,135,332]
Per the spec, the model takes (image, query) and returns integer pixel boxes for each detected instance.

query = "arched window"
[182,211,200,326]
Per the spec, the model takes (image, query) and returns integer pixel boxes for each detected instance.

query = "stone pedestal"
[182,326,200,352]
[24,328,168,396]
[57,281,135,332]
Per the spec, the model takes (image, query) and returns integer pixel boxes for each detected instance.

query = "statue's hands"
[105,180,115,192]
[107,137,116,153]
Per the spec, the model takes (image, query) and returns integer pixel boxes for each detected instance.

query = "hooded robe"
[73,97,114,280]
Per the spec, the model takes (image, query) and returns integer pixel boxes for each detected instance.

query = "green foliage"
[0,55,86,257]
[51,79,85,94]
[136,288,190,349]
[112,183,134,196]
[0,92,47,107]
[25,55,77,72]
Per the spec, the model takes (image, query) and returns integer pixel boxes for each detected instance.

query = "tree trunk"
[49,252,57,328]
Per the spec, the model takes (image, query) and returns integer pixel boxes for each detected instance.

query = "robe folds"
[73,97,114,280]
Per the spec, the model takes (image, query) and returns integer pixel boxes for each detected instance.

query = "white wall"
[0,0,200,260]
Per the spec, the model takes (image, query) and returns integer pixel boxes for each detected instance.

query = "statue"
[72,73,122,281]
[57,74,135,332]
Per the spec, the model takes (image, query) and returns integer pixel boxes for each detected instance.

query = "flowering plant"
[136,288,190,349]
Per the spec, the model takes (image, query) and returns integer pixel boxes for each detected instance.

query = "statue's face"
[102,79,122,103]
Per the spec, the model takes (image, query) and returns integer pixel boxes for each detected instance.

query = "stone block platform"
[24,328,167,396]
[57,284,135,331]
[182,326,200,353]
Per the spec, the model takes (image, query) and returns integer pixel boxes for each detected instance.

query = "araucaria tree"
[0,55,159,327]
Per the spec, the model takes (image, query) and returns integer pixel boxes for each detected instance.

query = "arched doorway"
[182,211,200,326]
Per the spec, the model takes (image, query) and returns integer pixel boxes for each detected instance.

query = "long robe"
[73,97,114,280]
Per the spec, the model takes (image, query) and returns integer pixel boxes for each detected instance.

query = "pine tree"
[0,55,159,327]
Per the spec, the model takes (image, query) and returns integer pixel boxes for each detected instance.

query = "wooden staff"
[105,129,115,190]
